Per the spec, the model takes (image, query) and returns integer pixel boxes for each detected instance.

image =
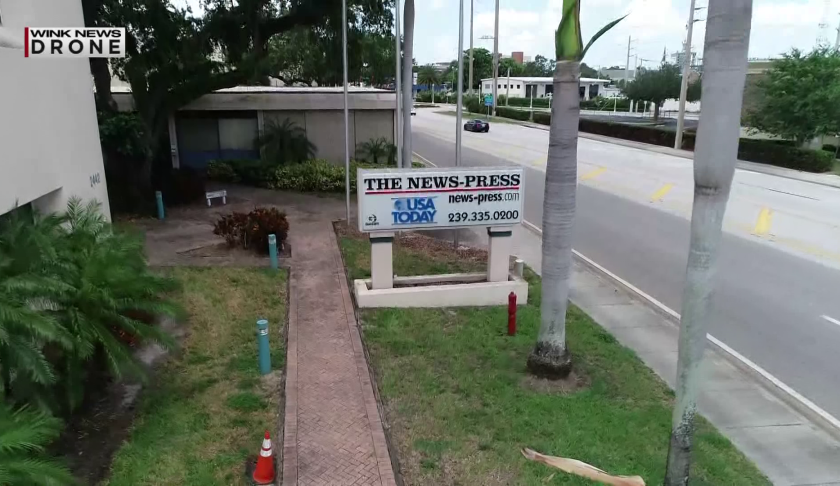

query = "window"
[498,84,501,89]
[503,84,507,89]
[517,84,521,89]
[484,83,491,90]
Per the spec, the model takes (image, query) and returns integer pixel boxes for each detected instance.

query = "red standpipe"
[507,291,517,336]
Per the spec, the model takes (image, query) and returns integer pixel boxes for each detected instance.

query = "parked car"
[464,119,490,133]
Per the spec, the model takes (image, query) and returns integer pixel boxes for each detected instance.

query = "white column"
[370,233,395,289]
[487,227,512,282]
[168,114,179,169]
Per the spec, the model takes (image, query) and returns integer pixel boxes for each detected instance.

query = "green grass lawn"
[106,267,286,486]
[338,229,769,486]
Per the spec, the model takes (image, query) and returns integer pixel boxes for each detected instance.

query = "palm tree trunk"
[401,0,415,168]
[526,60,578,379]
[664,0,753,483]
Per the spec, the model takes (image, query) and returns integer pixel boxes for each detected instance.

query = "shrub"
[207,160,239,182]
[213,207,289,253]
[495,107,532,121]
[272,159,350,192]
[357,138,395,165]
[0,404,77,485]
[533,112,551,126]
[0,199,178,415]
[578,119,678,147]
[257,119,315,165]
[737,139,835,172]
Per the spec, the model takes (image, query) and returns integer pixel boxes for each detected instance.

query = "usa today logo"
[24,27,125,58]
[392,197,437,225]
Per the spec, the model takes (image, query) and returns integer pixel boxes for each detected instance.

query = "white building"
[480,76,611,101]
[0,0,111,219]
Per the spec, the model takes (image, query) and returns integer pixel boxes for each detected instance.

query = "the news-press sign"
[357,167,524,232]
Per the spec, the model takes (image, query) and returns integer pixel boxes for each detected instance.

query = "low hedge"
[207,159,279,187]
[495,107,532,121]
[496,109,834,173]
[270,160,387,193]
[737,139,835,172]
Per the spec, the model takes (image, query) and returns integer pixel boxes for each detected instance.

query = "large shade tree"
[664,0,753,483]
[746,47,840,147]
[526,0,623,378]
[85,0,393,204]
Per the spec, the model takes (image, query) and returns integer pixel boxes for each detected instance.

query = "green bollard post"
[257,319,271,375]
[155,191,165,220]
[268,234,278,270]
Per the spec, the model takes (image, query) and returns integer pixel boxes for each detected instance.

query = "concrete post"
[268,234,279,270]
[370,233,395,289]
[487,227,512,282]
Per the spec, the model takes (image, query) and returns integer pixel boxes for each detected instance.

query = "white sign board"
[357,167,524,232]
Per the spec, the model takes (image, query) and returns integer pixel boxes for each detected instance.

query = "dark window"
[517,84,521,89]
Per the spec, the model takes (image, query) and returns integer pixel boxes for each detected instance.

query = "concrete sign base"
[357,228,528,308]
[353,272,528,308]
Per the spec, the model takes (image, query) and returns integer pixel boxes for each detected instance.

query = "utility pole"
[341,0,350,221]
[455,0,465,250]
[468,0,474,95]
[394,0,402,167]
[492,0,499,116]
[835,13,840,50]
[675,0,698,150]
[624,36,632,86]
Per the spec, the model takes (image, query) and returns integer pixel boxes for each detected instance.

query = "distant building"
[742,58,776,119]
[480,76,610,101]
[511,52,524,64]
[671,49,698,67]
[598,68,635,82]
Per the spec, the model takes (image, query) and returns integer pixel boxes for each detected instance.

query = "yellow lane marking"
[650,183,674,202]
[753,207,773,236]
[580,167,607,181]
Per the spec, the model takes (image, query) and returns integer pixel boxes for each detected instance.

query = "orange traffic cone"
[252,430,275,485]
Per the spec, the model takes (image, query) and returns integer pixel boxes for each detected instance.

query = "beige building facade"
[0,0,111,218]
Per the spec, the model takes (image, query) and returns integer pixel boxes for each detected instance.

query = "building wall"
[0,0,111,218]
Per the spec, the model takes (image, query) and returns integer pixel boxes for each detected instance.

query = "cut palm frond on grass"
[522,448,645,486]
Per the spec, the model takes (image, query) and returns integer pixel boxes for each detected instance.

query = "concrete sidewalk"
[282,217,396,486]
[459,224,840,486]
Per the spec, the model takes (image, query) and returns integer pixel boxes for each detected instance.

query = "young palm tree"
[665,1,753,483]
[417,65,441,104]
[526,1,624,378]
[0,210,73,398]
[356,138,391,165]
[51,199,178,411]
[257,119,316,165]
[0,404,77,485]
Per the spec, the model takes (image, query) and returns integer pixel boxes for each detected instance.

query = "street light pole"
[468,0,474,95]
[456,0,465,168]
[394,0,402,168]
[342,0,350,222]
[492,0,499,116]
[674,0,697,150]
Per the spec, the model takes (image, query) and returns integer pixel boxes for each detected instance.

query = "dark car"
[464,119,490,133]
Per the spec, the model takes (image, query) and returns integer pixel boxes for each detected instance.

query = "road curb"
[521,218,840,442]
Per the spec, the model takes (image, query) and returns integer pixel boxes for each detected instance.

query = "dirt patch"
[520,370,590,395]
[54,317,185,484]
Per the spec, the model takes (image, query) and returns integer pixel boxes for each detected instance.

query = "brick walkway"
[282,220,396,486]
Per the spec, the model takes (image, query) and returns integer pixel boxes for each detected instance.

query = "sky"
[173,0,840,71]
[410,0,840,69]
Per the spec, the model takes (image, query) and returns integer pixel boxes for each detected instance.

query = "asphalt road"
[412,112,840,420]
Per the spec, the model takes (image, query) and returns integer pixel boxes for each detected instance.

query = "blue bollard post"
[268,234,278,270]
[155,191,165,220]
[257,319,271,375]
